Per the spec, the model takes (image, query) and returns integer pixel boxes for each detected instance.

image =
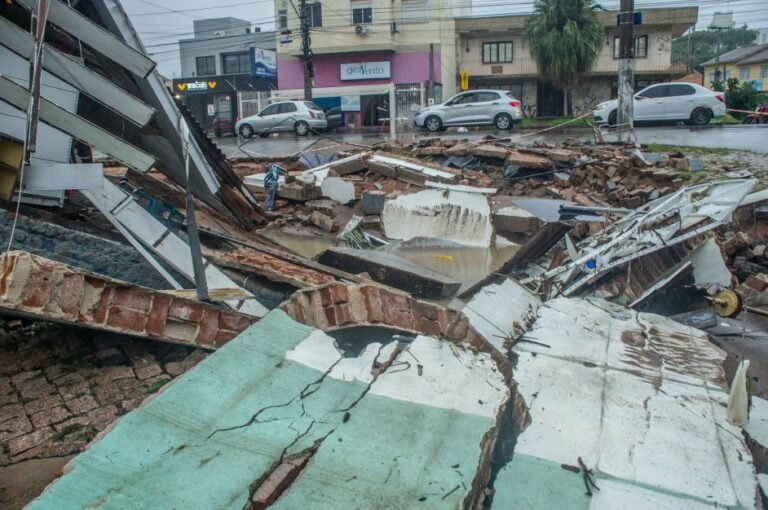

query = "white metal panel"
[15,0,155,78]
[97,0,221,196]
[22,163,103,191]
[83,179,268,317]
[0,17,154,126]
[0,76,155,172]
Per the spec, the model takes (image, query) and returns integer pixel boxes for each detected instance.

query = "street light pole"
[617,0,635,143]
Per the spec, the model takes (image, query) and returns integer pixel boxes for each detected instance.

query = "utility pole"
[25,0,50,159]
[299,0,312,100]
[427,44,435,104]
[616,0,635,143]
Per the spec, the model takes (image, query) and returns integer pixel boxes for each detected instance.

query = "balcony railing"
[460,53,688,78]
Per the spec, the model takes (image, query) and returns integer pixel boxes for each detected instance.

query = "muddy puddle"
[384,239,520,298]
[262,229,340,259]
[265,228,519,302]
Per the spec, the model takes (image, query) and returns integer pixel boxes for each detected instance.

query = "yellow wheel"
[712,289,741,318]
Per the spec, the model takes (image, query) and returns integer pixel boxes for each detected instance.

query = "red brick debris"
[0,322,207,465]
[0,251,256,349]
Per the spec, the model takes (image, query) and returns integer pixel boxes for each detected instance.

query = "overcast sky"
[120,0,768,78]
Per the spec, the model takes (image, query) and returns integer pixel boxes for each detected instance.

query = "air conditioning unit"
[391,22,400,34]
[355,25,368,35]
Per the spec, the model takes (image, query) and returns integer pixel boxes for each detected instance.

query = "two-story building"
[273,0,469,127]
[455,7,697,117]
[173,18,277,132]
[702,43,768,93]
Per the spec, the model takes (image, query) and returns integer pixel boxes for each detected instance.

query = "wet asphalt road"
[215,124,768,159]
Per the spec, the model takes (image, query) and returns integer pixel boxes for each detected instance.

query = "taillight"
[509,100,520,107]
[309,110,315,118]
[715,94,725,103]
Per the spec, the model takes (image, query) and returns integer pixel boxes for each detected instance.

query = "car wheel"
[608,110,618,126]
[424,115,443,133]
[689,108,712,126]
[494,113,513,130]
[239,124,253,139]
[294,120,310,136]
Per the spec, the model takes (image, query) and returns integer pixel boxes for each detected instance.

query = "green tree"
[523,0,603,117]
[723,77,762,119]
[672,26,757,70]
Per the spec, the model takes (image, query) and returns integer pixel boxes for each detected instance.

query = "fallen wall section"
[0,251,255,348]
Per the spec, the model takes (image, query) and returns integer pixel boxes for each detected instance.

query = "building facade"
[174,18,277,132]
[273,0,469,127]
[455,7,697,117]
[702,43,768,93]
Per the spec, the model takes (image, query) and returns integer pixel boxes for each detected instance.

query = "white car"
[592,83,726,126]
[236,101,327,137]
[414,90,523,132]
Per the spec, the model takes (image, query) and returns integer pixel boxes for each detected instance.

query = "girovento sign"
[176,80,217,92]
[340,61,391,81]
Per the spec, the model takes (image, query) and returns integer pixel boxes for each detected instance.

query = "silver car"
[236,101,327,138]
[414,90,523,132]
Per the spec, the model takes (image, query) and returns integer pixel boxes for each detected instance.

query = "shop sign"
[176,80,217,92]
[341,95,361,112]
[340,61,391,81]
[252,48,277,79]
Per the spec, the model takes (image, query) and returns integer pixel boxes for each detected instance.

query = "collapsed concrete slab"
[317,247,461,299]
[463,283,759,509]
[367,153,457,186]
[0,251,255,349]
[382,189,494,247]
[28,304,512,508]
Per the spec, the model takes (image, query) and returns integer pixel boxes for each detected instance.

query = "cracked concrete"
[24,276,762,509]
[28,305,516,509]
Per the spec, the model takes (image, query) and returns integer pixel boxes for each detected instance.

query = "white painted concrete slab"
[382,189,494,247]
[463,278,541,353]
[370,336,508,419]
[320,176,355,204]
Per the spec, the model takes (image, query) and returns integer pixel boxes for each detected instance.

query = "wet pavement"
[215,124,768,158]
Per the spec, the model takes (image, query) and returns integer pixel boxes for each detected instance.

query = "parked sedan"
[324,107,343,131]
[236,101,327,138]
[414,90,523,132]
[211,114,234,137]
[593,83,725,126]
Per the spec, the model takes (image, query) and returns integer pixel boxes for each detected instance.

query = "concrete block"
[320,177,355,205]
[493,205,542,236]
[309,211,335,233]
[361,191,387,215]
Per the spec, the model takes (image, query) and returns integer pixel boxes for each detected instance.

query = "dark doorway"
[537,81,564,117]
[361,94,388,127]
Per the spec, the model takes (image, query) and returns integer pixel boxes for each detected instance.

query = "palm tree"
[524,0,603,117]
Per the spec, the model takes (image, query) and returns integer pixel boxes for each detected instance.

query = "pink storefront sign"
[277,51,441,90]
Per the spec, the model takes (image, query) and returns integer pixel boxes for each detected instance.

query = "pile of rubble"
[4,0,768,507]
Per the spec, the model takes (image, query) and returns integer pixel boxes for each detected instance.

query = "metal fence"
[395,82,426,125]
[237,91,270,119]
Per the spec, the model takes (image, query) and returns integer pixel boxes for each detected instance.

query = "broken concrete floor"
[26,309,512,509]
[22,275,765,509]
